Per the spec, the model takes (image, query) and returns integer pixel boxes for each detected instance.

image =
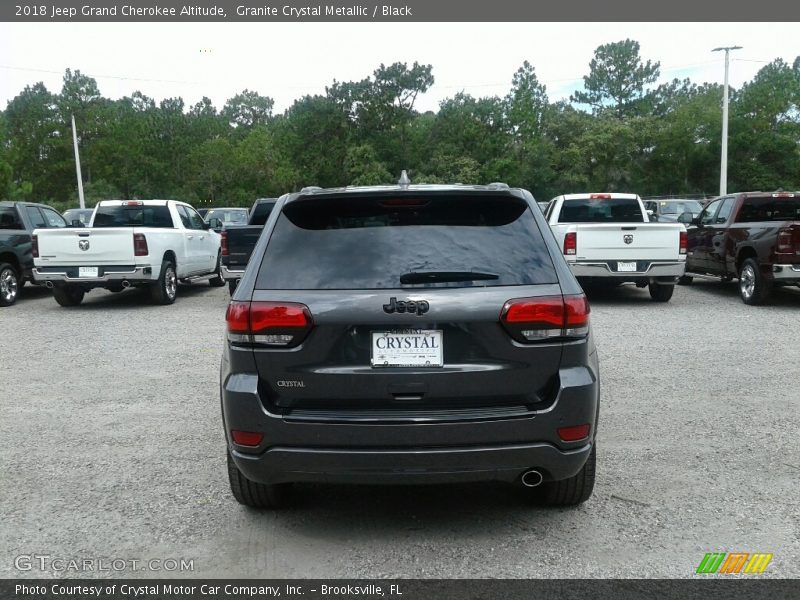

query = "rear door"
[706,197,736,274]
[247,192,567,415]
[176,205,201,272]
[184,204,217,272]
[689,199,722,272]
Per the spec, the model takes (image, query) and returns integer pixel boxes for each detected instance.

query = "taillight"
[679,230,688,255]
[32,234,39,258]
[563,231,577,255]
[226,301,313,347]
[776,228,794,254]
[501,294,590,342]
[589,193,611,199]
[220,230,229,257]
[133,233,148,256]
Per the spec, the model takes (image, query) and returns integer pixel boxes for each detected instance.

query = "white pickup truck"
[32,199,224,306]
[544,193,687,302]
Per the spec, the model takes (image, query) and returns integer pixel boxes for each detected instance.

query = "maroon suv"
[679,191,800,304]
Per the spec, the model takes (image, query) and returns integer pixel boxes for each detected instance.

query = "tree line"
[1,39,799,212]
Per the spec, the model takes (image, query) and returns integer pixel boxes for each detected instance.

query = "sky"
[1,22,798,113]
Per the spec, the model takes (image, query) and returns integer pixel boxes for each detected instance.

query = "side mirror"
[71,219,85,227]
[677,212,694,224]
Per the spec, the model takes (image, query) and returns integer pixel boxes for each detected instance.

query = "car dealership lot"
[1,282,798,578]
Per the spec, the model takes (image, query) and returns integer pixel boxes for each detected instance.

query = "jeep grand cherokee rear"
[220,183,600,508]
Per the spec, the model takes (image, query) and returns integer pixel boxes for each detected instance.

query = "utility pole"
[71,114,86,209]
[711,46,742,196]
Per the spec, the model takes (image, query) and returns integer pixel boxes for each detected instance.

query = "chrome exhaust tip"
[121,280,131,288]
[45,281,54,289]
[521,469,543,488]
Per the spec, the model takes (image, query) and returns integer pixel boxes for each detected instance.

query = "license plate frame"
[617,261,637,272]
[371,329,443,368]
[78,266,99,278]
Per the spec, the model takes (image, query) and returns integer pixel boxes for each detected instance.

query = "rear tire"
[739,258,771,305]
[52,285,85,307]
[677,275,693,286]
[530,445,596,507]
[227,451,289,509]
[0,262,20,307]
[209,252,225,287]
[150,260,177,305]
[648,282,674,302]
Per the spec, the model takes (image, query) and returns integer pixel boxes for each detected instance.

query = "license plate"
[617,261,637,272]
[78,267,99,278]
[371,330,443,368]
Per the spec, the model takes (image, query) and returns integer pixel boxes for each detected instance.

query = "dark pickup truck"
[680,191,800,304]
[221,198,277,294]
[0,201,68,306]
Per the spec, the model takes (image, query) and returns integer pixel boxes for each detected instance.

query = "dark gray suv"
[220,182,600,508]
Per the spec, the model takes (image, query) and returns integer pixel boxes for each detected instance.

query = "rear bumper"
[220,264,244,282]
[771,264,800,281]
[231,442,593,485]
[32,265,155,284]
[221,361,600,485]
[568,260,685,279]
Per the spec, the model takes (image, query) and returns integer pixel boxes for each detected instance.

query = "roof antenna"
[398,170,411,188]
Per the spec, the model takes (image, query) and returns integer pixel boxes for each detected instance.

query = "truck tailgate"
[574,224,682,261]
[35,228,136,265]
[224,225,263,269]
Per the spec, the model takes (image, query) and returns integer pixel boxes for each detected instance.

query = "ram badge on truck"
[32,200,224,306]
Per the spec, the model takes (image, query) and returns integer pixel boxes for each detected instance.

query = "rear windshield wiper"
[399,271,500,284]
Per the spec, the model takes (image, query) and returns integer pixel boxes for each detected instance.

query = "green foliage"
[572,39,661,118]
[1,47,799,210]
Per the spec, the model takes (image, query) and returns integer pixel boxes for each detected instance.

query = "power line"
[0,64,201,86]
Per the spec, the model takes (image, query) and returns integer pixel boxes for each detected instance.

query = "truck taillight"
[32,234,38,258]
[221,230,229,257]
[679,231,688,255]
[589,194,611,199]
[501,294,590,342]
[777,228,794,254]
[226,301,313,347]
[564,232,577,255]
[133,233,148,256]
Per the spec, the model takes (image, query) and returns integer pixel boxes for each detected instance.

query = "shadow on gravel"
[50,283,218,309]
[581,284,657,306]
[248,482,582,538]
[684,278,800,307]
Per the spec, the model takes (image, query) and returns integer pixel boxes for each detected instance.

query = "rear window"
[558,198,644,223]
[250,201,276,226]
[736,197,800,223]
[93,205,173,228]
[206,209,248,225]
[255,194,557,290]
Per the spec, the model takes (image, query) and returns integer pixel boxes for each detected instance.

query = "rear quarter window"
[255,194,558,290]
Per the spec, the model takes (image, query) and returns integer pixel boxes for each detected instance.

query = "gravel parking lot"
[1,280,798,578]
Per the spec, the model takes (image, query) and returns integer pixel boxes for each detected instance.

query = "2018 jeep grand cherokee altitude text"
[220,183,600,508]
